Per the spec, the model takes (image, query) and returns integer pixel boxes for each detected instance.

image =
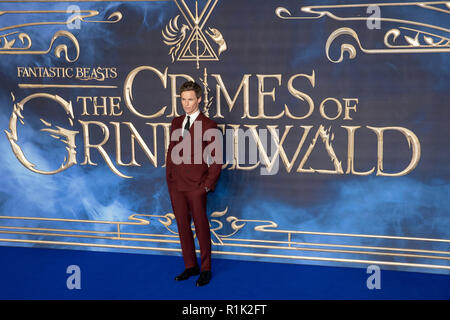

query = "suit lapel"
[189,112,204,135]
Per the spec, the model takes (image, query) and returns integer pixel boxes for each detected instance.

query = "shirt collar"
[185,109,200,122]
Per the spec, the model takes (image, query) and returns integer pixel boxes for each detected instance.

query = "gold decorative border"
[276,1,450,63]
[0,209,449,271]
[0,10,122,62]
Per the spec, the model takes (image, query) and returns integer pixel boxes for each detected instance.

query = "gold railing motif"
[0,207,449,271]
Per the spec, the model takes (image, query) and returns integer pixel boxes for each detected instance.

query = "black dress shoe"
[175,266,200,281]
[196,271,212,287]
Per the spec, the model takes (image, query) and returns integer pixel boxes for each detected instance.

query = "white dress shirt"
[181,109,209,191]
[182,109,200,131]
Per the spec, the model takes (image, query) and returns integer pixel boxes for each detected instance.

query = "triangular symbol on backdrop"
[178,26,218,61]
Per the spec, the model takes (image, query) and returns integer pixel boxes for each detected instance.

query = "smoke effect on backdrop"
[0,0,449,274]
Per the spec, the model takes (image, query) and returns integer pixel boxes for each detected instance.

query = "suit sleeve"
[202,121,222,192]
[166,118,176,186]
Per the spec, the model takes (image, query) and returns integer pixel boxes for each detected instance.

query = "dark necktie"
[183,115,190,136]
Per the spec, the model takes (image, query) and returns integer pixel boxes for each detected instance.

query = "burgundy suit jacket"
[166,112,222,192]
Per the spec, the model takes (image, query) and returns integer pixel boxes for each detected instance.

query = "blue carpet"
[0,245,448,300]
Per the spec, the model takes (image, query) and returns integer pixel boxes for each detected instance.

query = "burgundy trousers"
[168,185,211,271]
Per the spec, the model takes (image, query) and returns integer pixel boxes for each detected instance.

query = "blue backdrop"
[0,0,449,274]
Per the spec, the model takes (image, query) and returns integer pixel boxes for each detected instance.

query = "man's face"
[181,90,201,115]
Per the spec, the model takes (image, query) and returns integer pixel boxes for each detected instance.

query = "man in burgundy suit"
[166,81,222,287]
